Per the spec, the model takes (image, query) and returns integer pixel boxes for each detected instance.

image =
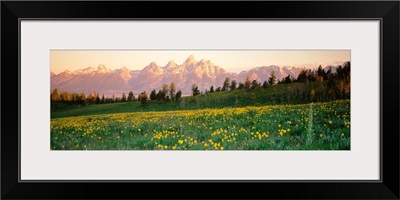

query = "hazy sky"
[50,50,350,74]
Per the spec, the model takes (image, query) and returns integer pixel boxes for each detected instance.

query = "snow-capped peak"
[143,62,163,74]
[198,59,212,65]
[63,70,72,75]
[184,55,197,64]
[96,64,111,74]
[164,60,177,68]
[72,66,96,75]
[147,62,159,68]
[113,66,130,74]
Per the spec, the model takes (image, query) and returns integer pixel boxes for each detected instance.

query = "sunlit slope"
[51,82,333,119]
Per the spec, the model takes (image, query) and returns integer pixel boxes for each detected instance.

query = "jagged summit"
[164,60,178,69]
[184,55,196,64]
[149,61,158,66]
[51,57,343,96]
[144,62,161,69]
[96,65,110,73]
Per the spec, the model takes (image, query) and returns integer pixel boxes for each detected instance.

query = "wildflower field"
[51,100,350,150]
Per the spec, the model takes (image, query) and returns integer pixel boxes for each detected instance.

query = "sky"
[50,50,350,74]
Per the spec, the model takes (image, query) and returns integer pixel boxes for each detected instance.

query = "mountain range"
[51,55,336,96]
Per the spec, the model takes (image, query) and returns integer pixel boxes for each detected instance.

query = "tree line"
[51,89,136,104]
[51,82,182,107]
[138,82,183,107]
[191,61,350,102]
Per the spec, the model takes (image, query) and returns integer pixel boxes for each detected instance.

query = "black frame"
[2,1,399,199]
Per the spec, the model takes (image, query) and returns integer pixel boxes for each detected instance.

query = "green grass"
[51,82,350,150]
[51,82,332,119]
[51,100,350,150]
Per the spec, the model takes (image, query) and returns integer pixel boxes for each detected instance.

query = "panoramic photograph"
[50,50,350,150]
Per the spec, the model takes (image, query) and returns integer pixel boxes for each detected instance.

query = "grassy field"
[51,82,331,119]
[51,88,288,119]
[51,100,350,150]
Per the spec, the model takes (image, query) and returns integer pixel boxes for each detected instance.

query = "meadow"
[51,82,335,119]
[51,100,350,150]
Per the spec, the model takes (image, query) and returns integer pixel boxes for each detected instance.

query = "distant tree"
[60,90,68,103]
[75,93,79,103]
[342,61,351,83]
[156,90,165,102]
[101,94,105,104]
[60,91,65,102]
[51,88,59,102]
[68,92,73,103]
[162,84,169,96]
[191,84,200,96]
[262,80,268,89]
[307,69,317,82]
[230,80,237,90]
[95,92,100,104]
[244,76,251,92]
[251,80,260,90]
[317,65,325,78]
[93,91,98,102]
[215,87,221,92]
[112,94,115,103]
[72,93,79,104]
[128,91,135,101]
[297,69,308,82]
[68,93,74,103]
[80,92,86,104]
[87,93,94,103]
[222,77,230,91]
[67,91,71,102]
[336,65,344,80]
[268,71,276,85]
[238,82,244,90]
[121,92,127,102]
[169,82,176,100]
[175,90,182,102]
[150,89,157,100]
[284,75,292,84]
[327,78,335,90]
[138,91,148,107]
[325,66,333,80]
[210,85,214,93]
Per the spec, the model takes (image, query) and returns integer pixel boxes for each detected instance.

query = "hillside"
[51,81,335,119]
